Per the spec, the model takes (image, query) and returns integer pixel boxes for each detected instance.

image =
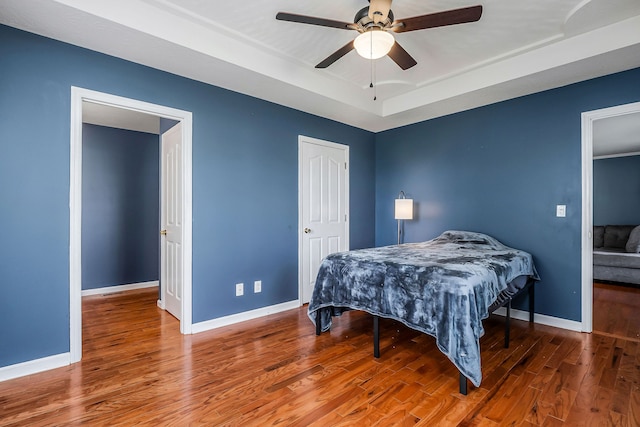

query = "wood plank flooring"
[1,285,639,426]
[593,282,640,342]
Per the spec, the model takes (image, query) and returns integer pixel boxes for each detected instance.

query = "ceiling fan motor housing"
[355,6,394,31]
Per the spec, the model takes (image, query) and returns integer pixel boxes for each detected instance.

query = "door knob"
[160,230,167,236]
[304,228,311,234]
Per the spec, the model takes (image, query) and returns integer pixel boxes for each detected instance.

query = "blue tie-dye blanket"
[308,230,539,387]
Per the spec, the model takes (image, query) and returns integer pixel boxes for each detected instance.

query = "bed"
[308,230,539,394]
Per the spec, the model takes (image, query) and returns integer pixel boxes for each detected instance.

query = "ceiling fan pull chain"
[370,35,377,101]
[370,58,377,101]
[373,63,377,101]
[371,56,378,101]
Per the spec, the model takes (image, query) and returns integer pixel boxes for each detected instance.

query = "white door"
[299,136,349,304]
[161,122,183,320]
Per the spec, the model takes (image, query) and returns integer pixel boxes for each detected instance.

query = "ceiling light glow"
[354,30,395,60]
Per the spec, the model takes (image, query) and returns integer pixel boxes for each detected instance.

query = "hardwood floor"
[1,286,639,426]
[593,282,640,342]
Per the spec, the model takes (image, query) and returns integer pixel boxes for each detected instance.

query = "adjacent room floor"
[593,281,640,342]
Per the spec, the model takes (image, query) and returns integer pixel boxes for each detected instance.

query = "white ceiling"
[83,101,160,134]
[1,0,640,134]
[593,112,640,158]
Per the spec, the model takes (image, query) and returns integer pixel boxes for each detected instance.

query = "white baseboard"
[0,353,70,382]
[492,307,582,332]
[81,280,159,296]
[192,300,300,334]
[192,302,583,335]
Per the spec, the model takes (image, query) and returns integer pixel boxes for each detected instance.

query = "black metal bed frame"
[315,279,535,395]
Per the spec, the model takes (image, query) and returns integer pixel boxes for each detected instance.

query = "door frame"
[297,135,350,305]
[580,100,640,333]
[70,87,193,363]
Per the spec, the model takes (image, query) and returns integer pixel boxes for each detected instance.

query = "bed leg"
[459,373,468,395]
[505,301,511,349]
[315,310,321,336]
[373,315,380,358]
[528,284,535,323]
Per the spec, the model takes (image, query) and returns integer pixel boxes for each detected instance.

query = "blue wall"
[0,25,375,367]
[3,20,640,370]
[82,124,160,290]
[593,155,640,225]
[375,67,640,322]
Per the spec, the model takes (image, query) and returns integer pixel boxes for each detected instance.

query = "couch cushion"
[593,250,640,269]
[626,225,640,253]
[593,265,640,285]
[604,225,636,249]
[593,226,605,248]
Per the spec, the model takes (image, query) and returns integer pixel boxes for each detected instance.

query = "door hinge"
[345,162,347,170]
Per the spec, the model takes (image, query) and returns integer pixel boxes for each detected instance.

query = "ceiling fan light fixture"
[354,30,395,59]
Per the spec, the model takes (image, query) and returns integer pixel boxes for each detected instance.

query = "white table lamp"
[395,191,413,244]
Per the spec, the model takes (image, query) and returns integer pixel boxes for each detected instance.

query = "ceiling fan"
[276,0,483,70]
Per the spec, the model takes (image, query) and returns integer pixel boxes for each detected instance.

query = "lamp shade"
[394,198,413,220]
[354,30,395,59]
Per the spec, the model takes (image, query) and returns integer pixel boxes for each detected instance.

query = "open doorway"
[70,87,193,364]
[81,103,163,297]
[581,101,640,333]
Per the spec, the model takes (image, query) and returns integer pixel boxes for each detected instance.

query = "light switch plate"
[556,205,566,217]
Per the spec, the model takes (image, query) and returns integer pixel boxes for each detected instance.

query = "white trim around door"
[70,87,193,364]
[581,101,640,333]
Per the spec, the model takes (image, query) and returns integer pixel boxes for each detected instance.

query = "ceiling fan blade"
[392,5,483,33]
[316,41,355,68]
[387,42,417,70]
[369,0,392,23]
[276,12,356,30]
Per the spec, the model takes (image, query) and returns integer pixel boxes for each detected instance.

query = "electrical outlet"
[254,280,262,293]
[235,283,244,296]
